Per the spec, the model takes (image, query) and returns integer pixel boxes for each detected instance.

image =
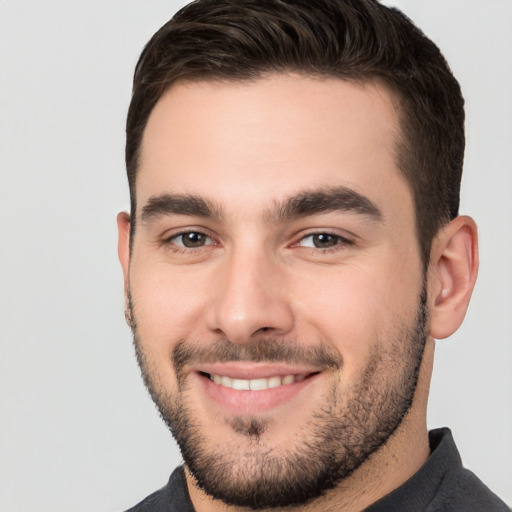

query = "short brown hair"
[126,0,465,267]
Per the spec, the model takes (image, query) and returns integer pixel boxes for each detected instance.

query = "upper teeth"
[210,374,306,391]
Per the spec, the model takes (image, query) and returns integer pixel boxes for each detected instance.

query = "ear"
[117,211,131,292]
[428,215,478,339]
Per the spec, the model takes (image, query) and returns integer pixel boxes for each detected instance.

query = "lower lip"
[195,372,321,414]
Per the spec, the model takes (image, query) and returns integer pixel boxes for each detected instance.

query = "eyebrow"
[269,186,383,222]
[139,186,382,225]
[140,194,223,223]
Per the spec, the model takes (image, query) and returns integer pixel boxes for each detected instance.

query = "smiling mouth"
[202,372,319,391]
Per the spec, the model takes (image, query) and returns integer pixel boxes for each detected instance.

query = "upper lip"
[193,362,322,380]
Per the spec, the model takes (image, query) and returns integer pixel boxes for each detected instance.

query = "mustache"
[172,338,343,373]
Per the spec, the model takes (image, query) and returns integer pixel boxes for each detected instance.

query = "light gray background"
[0,1,510,511]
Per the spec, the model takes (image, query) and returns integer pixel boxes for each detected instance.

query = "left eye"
[298,233,348,249]
[170,231,213,248]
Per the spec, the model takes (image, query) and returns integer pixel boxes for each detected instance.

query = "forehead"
[137,74,411,219]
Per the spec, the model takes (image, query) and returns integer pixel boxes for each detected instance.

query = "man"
[117,0,509,510]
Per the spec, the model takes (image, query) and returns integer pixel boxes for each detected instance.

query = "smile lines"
[208,373,310,391]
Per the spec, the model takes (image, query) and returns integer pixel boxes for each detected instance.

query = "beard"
[129,284,428,510]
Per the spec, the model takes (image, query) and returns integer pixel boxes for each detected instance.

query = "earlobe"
[117,211,131,290]
[428,215,478,340]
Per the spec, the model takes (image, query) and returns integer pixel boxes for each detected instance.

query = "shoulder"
[124,486,168,512]
[365,428,509,512]
[124,467,195,512]
[426,429,509,512]
[430,466,509,512]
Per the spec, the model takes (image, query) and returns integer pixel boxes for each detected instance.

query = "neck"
[187,339,435,512]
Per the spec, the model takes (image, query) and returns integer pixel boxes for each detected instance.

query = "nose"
[205,248,295,343]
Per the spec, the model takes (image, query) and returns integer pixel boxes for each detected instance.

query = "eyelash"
[294,231,354,252]
[161,229,354,255]
[161,229,216,253]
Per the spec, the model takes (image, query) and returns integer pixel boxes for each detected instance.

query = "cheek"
[291,259,421,378]
[129,260,209,353]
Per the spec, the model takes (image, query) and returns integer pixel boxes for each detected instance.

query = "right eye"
[168,231,214,248]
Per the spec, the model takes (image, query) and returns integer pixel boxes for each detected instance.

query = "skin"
[118,74,478,511]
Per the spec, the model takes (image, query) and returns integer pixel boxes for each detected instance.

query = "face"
[121,75,428,509]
